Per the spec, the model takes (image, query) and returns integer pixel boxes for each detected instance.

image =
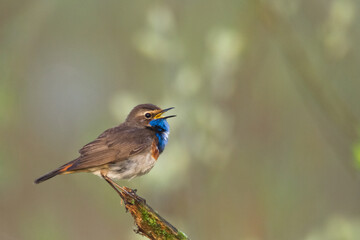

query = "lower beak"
[161,115,176,119]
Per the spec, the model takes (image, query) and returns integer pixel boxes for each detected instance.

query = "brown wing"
[68,124,154,171]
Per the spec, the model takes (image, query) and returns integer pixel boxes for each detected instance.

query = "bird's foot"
[123,187,146,204]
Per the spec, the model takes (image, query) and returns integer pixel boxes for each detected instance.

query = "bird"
[34,103,175,194]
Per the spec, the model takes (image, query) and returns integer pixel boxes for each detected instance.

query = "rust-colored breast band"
[151,141,160,160]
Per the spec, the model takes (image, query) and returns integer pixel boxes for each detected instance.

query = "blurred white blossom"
[305,216,360,240]
[133,5,182,61]
[323,0,355,59]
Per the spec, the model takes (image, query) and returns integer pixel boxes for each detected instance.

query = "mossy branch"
[117,186,189,240]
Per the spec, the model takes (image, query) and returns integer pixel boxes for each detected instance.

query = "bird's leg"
[105,177,127,193]
[100,173,145,204]
[101,173,126,204]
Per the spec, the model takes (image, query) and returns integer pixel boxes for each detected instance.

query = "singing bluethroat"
[34,104,175,192]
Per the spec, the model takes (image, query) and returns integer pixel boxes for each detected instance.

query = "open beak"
[154,107,176,119]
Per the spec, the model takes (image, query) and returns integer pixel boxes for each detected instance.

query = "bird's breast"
[99,151,157,180]
[151,140,160,160]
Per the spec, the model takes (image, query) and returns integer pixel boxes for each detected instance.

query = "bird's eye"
[145,113,151,118]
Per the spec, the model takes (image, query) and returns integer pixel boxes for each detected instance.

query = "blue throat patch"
[149,118,170,153]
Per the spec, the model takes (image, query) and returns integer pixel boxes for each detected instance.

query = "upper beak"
[154,107,176,119]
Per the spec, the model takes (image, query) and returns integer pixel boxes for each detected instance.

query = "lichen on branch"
[118,186,189,240]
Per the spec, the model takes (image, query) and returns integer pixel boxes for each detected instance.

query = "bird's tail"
[34,162,75,184]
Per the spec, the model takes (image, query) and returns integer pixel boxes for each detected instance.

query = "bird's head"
[126,104,176,129]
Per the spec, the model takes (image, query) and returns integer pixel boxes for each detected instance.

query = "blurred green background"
[1,0,360,239]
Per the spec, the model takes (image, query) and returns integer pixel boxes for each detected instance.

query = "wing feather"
[69,125,154,171]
